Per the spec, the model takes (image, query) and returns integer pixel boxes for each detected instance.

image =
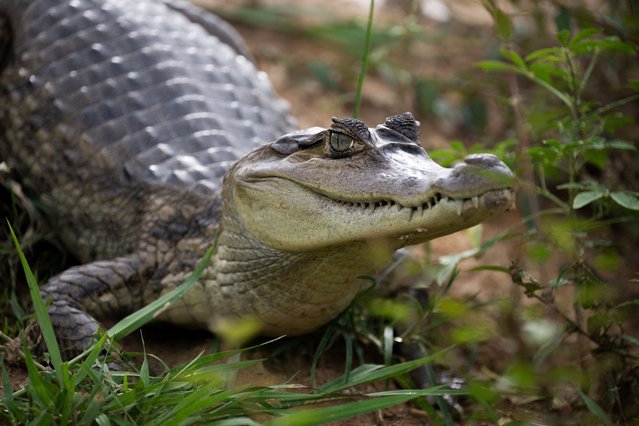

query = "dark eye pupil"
[330,132,353,152]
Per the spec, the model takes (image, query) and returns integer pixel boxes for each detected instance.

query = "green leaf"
[629,79,639,92]
[365,298,412,322]
[572,37,636,56]
[475,60,516,73]
[525,47,563,62]
[597,37,636,55]
[267,394,419,426]
[576,388,612,426]
[583,149,608,170]
[22,342,54,409]
[622,334,639,346]
[79,379,108,425]
[140,351,150,386]
[162,386,231,426]
[616,299,639,309]
[556,29,571,46]
[604,140,636,151]
[7,221,63,382]
[569,28,601,46]
[95,413,111,426]
[610,192,639,210]
[557,182,602,190]
[213,418,262,426]
[73,333,108,383]
[573,191,605,209]
[319,348,451,393]
[481,0,512,40]
[500,48,527,70]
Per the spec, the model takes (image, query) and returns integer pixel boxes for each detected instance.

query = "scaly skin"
[0,0,516,356]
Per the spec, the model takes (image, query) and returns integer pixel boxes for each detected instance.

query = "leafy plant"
[467,1,639,423]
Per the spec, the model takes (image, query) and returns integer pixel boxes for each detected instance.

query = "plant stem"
[508,57,540,231]
[353,0,375,119]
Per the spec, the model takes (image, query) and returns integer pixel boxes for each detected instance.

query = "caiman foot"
[38,253,151,359]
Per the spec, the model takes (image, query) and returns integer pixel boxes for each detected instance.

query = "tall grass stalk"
[353,0,375,118]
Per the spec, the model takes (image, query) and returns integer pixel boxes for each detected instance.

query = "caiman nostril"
[463,153,502,167]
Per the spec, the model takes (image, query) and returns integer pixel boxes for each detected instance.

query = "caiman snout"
[463,153,503,168]
[434,153,515,198]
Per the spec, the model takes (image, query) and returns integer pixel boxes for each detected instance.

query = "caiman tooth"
[472,196,479,209]
[426,200,432,209]
[395,203,403,212]
[417,205,423,217]
[408,208,414,222]
[455,199,464,216]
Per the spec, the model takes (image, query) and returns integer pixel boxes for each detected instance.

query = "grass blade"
[319,347,451,393]
[576,388,612,426]
[267,394,417,426]
[212,418,262,426]
[73,333,108,384]
[22,342,53,410]
[6,221,63,382]
[2,362,26,424]
[311,323,337,388]
[107,244,215,341]
[161,386,231,426]
[352,0,375,118]
[79,380,108,425]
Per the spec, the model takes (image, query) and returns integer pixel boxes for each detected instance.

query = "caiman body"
[0,0,515,354]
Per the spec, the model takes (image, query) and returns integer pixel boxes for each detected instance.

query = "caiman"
[0,0,516,356]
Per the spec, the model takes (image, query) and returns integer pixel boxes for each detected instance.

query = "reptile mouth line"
[333,188,515,220]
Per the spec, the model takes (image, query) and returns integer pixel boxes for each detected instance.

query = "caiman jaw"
[331,187,515,242]
[227,114,516,251]
[332,188,515,219]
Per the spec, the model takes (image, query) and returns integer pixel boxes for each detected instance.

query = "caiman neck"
[204,212,397,336]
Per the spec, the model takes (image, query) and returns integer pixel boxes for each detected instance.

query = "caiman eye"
[329,132,354,152]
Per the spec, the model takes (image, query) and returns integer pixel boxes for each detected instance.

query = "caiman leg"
[39,254,152,357]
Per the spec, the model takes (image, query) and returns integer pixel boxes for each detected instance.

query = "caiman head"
[208,112,515,335]
[225,112,515,253]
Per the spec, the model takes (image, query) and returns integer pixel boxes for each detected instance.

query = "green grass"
[1,224,458,425]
